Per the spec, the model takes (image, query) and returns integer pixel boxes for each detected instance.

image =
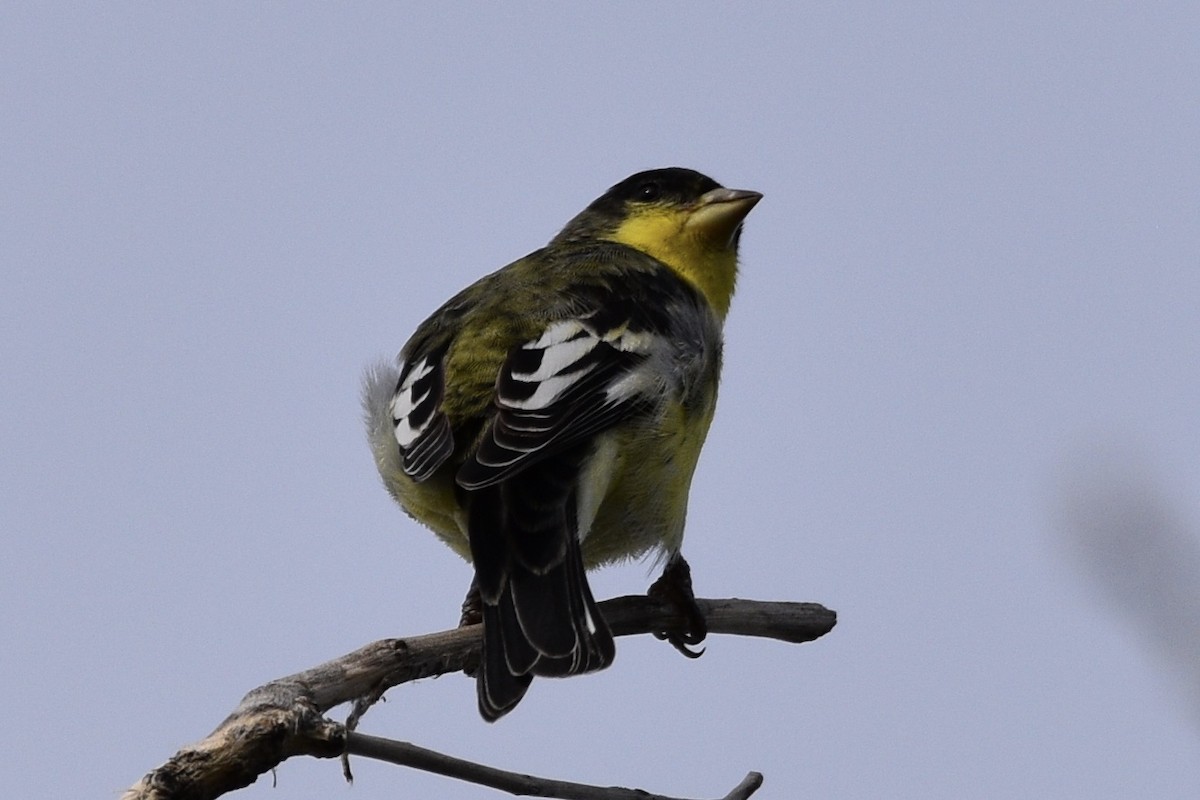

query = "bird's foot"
[459,580,483,628]
[647,554,707,658]
[459,580,483,677]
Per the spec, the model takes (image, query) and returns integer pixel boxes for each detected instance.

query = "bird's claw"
[459,581,483,677]
[459,580,483,628]
[648,555,708,658]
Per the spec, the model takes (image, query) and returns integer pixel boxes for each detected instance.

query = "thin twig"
[347,731,764,800]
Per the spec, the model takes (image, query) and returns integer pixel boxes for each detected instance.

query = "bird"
[363,167,761,720]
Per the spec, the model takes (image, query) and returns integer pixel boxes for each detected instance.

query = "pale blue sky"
[3,4,1199,798]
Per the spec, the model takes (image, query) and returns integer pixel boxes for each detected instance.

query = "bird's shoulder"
[401,240,711,374]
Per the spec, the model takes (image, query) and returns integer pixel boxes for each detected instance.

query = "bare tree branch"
[121,595,835,800]
[347,732,765,800]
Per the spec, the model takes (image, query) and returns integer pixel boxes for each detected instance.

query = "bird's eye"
[637,181,661,202]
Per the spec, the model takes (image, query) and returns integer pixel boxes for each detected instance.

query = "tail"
[466,456,615,721]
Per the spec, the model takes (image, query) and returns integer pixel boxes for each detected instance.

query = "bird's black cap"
[554,167,723,243]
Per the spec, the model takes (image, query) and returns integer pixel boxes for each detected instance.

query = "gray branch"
[121,595,836,800]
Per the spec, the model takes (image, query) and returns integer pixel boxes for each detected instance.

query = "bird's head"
[554,167,762,319]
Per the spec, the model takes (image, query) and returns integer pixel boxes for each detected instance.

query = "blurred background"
[3,4,1198,798]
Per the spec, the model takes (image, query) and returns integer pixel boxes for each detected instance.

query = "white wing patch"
[527,319,589,350]
[456,316,660,490]
[512,325,596,383]
[506,373,588,411]
[503,320,605,412]
[389,351,454,482]
[603,326,655,353]
[604,368,654,404]
[390,356,434,448]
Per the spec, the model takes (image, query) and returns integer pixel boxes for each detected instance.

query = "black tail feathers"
[476,534,614,721]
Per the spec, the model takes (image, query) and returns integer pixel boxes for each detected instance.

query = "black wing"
[390,345,454,482]
[456,313,658,490]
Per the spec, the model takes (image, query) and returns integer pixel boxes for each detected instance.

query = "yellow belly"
[579,399,716,567]
[390,468,472,560]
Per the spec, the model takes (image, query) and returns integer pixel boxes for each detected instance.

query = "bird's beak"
[685,187,763,248]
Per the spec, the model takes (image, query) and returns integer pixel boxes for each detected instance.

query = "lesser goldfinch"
[363,167,761,720]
